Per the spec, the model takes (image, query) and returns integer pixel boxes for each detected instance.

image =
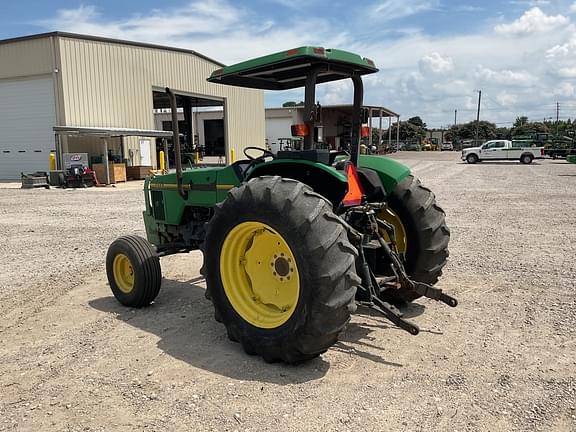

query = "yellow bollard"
[49,153,56,171]
[159,150,165,172]
[230,148,235,164]
[194,148,200,164]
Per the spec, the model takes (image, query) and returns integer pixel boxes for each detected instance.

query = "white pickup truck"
[462,140,544,164]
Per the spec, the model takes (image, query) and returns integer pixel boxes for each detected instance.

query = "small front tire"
[106,235,162,307]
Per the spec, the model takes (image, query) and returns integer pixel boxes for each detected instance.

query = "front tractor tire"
[379,175,450,303]
[204,176,359,363]
[106,235,162,308]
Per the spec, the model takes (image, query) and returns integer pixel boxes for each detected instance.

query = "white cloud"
[495,7,569,35]
[419,52,454,74]
[496,93,518,107]
[474,65,534,86]
[373,0,438,20]
[34,2,576,127]
[553,82,575,96]
[510,0,551,6]
[545,35,576,57]
[553,82,576,97]
[571,2,576,13]
[454,5,483,12]
[558,66,576,78]
[38,1,354,64]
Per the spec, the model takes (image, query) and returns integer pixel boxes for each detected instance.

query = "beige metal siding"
[58,37,265,162]
[0,38,54,80]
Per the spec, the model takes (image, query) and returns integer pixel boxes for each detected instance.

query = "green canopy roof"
[207,46,378,90]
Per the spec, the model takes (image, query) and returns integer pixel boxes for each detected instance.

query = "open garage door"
[0,77,56,179]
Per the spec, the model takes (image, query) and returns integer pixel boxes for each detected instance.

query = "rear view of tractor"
[106,47,456,363]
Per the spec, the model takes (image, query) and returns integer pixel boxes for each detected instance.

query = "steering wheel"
[243,146,275,161]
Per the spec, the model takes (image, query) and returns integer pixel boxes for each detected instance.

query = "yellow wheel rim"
[378,208,408,255]
[112,253,135,294]
[220,221,300,329]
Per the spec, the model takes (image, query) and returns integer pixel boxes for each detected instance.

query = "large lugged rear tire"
[204,176,359,363]
[106,235,162,307]
[380,175,450,303]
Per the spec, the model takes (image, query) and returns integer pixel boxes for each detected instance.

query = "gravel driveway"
[1,152,575,431]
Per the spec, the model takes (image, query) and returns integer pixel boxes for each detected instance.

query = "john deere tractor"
[106,47,456,363]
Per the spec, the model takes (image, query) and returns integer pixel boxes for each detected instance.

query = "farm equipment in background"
[514,131,576,159]
[60,165,97,188]
[21,172,50,189]
[106,47,456,363]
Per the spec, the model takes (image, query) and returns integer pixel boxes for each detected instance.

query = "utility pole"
[454,109,457,126]
[556,101,560,135]
[474,90,482,145]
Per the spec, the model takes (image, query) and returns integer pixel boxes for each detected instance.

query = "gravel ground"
[0,152,575,431]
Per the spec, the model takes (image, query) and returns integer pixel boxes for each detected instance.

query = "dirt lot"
[1,152,575,432]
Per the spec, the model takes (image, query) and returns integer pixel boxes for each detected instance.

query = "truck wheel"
[106,235,162,307]
[466,153,478,164]
[204,176,359,363]
[520,154,533,164]
[378,175,450,303]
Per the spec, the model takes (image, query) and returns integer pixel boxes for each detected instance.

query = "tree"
[282,101,304,107]
[511,119,549,137]
[495,127,511,140]
[407,116,427,129]
[445,120,497,143]
[389,120,427,142]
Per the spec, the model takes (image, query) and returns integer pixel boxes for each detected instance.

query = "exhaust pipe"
[166,88,188,200]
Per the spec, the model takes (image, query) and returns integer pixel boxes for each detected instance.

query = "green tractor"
[106,47,456,363]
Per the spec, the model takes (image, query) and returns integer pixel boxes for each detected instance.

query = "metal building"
[0,32,265,179]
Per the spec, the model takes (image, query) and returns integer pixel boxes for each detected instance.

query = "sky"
[2,0,576,128]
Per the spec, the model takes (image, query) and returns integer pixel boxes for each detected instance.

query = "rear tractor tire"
[204,176,360,363]
[378,175,450,303]
[106,235,162,307]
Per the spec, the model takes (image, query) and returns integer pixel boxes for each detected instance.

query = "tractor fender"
[357,155,411,194]
[247,159,348,207]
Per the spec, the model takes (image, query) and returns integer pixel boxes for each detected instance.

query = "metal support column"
[54,134,62,170]
[396,116,400,151]
[183,97,193,158]
[368,108,373,147]
[378,111,383,150]
[103,138,110,184]
[388,117,392,148]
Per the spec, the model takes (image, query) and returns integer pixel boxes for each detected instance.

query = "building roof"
[0,31,224,67]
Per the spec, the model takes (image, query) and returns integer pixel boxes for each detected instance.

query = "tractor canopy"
[207,47,378,90]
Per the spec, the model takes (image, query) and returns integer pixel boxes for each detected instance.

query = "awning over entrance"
[53,126,173,184]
